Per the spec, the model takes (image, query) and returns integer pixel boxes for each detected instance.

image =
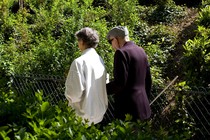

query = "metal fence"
[150,86,210,139]
[11,74,115,122]
[11,74,210,139]
[12,74,66,104]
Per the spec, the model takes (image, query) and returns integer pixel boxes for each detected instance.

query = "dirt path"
[175,8,199,46]
[166,8,199,79]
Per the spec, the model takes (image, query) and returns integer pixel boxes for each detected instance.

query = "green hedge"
[0,91,192,139]
[1,0,183,88]
[1,1,209,138]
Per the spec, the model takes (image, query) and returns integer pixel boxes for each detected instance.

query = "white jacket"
[65,48,108,125]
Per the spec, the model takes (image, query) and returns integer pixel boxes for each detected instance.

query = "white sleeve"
[65,61,85,104]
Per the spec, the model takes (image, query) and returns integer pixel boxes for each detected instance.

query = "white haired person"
[65,27,108,125]
[106,26,152,121]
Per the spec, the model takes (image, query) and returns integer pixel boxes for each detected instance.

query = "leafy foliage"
[146,2,186,25]
[143,43,168,88]
[147,25,177,50]
[0,0,182,87]
[0,0,209,139]
[197,5,210,28]
[182,26,210,87]
[0,91,192,139]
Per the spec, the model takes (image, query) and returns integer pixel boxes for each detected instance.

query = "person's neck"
[118,39,129,48]
[81,46,89,52]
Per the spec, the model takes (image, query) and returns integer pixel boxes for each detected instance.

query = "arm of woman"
[65,60,85,104]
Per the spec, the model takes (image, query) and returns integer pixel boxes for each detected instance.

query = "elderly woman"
[65,27,108,125]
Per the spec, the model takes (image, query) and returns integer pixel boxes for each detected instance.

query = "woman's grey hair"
[75,27,99,48]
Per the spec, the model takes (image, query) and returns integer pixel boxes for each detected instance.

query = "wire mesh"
[11,74,115,122]
[149,86,210,139]
[11,74,210,138]
[11,74,66,104]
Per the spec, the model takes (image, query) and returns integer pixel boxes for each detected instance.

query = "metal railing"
[11,74,115,122]
[150,86,210,139]
[11,74,66,104]
[11,74,210,139]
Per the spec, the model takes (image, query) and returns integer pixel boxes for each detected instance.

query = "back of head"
[75,27,99,48]
[107,26,129,39]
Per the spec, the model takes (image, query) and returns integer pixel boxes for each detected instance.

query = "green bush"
[201,0,210,8]
[0,0,182,94]
[0,43,18,91]
[0,1,204,138]
[146,2,186,24]
[143,43,168,88]
[147,25,177,50]
[107,0,140,28]
[0,91,193,139]
[182,26,210,87]
[197,5,210,28]
[133,18,150,45]
[0,0,114,77]
[174,0,202,7]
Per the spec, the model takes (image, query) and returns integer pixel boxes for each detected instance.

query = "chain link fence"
[11,74,115,122]
[11,74,66,104]
[150,86,210,139]
[11,74,210,139]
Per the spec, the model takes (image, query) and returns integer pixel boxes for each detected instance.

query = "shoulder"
[70,56,85,70]
[74,56,84,64]
[115,49,124,57]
